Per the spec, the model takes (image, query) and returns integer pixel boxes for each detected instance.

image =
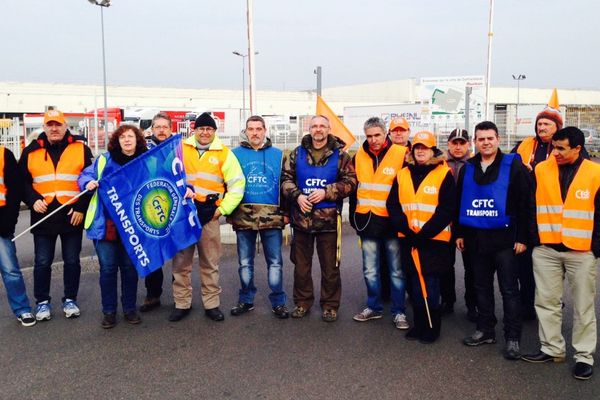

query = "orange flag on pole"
[316,95,356,150]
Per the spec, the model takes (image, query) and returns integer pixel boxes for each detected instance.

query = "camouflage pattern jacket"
[281,134,357,233]
[227,138,287,231]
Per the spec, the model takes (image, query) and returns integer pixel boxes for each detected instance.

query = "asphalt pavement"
[0,223,599,400]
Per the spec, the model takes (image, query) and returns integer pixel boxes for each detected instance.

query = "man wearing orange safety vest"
[169,112,245,323]
[349,117,409,329]
[522,127,599,381]
[510,89,589,321]
[18,109,93,321]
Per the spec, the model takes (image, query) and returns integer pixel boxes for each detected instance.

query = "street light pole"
[232,52,247,121]
[512,74,526,139]
[88,0,111,150]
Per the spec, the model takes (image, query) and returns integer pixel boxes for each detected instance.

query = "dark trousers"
[33,231,82,303]
[439,255,456,306]
[470,247,522,340]
[144,267,164,299]
[410,273,441,310]
[291,230,341,311]
[462,248,477,311]
[516,247,536,314]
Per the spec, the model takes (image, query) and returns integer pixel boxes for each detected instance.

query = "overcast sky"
[2,0,598,92]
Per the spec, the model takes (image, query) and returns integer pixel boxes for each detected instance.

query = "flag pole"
[12,189,90,242]
[411,247,432,328]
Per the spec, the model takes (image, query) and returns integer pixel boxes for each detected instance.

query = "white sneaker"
[34,301,52,321]
[62,299,81,318]
[393,313,410,330]
[17,312,37,327]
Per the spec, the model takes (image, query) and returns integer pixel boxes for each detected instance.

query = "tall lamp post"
[512,74,526,147]
[233,51,258,121]
[87,0,111,150]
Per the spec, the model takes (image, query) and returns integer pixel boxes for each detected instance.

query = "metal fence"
[0,118,24,158]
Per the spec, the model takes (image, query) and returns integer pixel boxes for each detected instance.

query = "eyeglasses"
[195,127,216,133]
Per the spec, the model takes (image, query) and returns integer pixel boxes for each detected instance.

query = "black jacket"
[0,148,23,238]
[529,156,600,257]
[349,138,403,238]
[455,150,532,254]
[387,151,456,276]
[18,131,93,235]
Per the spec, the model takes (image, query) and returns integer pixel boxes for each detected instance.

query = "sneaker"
[503,340,521,360]
[230,302,254,316]
[291,306,308,319]
[322,309,338,322]
[62,299,81,318]
[393,313,410,330]
[272,305,290,319]
[17,312,36,327]
[353,307,383,322]
[463,330,496,346]
[34,301,52,321]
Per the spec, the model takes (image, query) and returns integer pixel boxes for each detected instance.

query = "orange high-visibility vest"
[182,142,229,205]
[28,142,84,204]
[356,144,406,217]
[535,157,600,251]
[0,146,6,207]
[397,163,451,242]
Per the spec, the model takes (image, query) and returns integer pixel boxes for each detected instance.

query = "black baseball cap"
[448,129,470,142]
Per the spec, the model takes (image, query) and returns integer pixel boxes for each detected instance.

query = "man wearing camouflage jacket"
[228,116,290,319]
[281,115,357,322]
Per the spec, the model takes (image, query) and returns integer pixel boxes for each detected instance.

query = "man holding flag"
[19,109,93,321]
[171,112,245,322]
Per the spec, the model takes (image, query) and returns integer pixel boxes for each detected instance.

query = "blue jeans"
[361,237,406,315]
[0,236,32,316]
[94,240,139,314]
[33,231,82,303]
[236,229,286,307]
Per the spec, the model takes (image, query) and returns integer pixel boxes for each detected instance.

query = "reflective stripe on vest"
[535,157,600,250]
[397,163,451,242]
[84,154,108,230]
[182,142,228,205]
[0,146,6,207]
[355,144,405,217]
[28,142,84,204]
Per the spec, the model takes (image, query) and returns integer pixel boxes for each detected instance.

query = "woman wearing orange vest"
[387,131,456,344]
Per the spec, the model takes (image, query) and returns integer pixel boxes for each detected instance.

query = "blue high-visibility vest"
[233,145,282,205]
[459,153,516,229]
[296,145,339,209]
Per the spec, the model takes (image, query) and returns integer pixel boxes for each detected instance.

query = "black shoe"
[168,307,191,322]
[124,311,142,325]
[272,305,290,319]
[139,297,161,313]
[573,362,593,380]
[503,340,521,360]
[205,307,225,321]
[230,303,254,316]
[521,351,565,363]
[463,330,496,346]
[101,313,117,329]
[466,308,478,323]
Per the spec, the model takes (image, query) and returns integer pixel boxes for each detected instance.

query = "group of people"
[0,95,597,381]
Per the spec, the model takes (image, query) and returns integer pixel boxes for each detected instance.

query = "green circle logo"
[134,180,180,237]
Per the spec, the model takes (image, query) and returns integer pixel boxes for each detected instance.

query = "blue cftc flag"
[98,135,201,278]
